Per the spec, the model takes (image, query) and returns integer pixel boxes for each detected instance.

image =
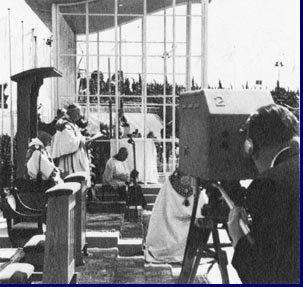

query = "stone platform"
[77,212,210,284]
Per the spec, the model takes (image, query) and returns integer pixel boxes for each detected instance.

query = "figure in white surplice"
[145,170,206,263]
[51,104,91,186]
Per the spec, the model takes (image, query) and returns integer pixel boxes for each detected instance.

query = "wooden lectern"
[43,182,80,284]
[11,67,62,178]
[64,172,89,266]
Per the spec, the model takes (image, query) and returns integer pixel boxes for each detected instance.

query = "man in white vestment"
[145,170,206,263]
[21,122,63,209]
[102,147,130,199]
[26,122,63,185]
[51,104,91,186]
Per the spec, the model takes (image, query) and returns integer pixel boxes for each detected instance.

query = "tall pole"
[97,32,100,122]
[85,1,90,123]
[142,0,147,184]
[0,85,3,168]
[186,0,192,91]
[163,6,167,177]
[8,8,14,181]
[201,0,208,88]
[21,21,24,71]
[119,25,122,74]
[114,0,119,153]
[172,0,176,172]
[32,29,38,68]
[118,25,122,117]
[108,57,112,138]
[52,3,59,114]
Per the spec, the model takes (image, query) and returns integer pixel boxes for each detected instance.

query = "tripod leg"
[188,252,203,283]
[212,226,230,284]
[178,177,201,283]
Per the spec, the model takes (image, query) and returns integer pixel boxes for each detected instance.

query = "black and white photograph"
[0,0,299,284]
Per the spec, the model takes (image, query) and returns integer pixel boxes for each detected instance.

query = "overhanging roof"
[25,0,204,34]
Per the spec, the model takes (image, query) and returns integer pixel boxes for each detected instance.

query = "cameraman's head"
[243,104,299,173]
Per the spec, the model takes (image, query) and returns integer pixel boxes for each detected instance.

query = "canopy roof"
[25,0,203,34]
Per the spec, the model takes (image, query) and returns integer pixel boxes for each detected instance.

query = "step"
[95,188,119,198]
[144,263,174,284]
[142,210,152,242]
[124,206,143,222]
[0,233,11,249]
[118,238,143,257]
[145,203,154,211]
[114,256,145,284]
[86,213,124,232]
[86,231,120,248]
[120,215,143,239]
[87,201,126,213]
[96,194,121,202]
[76,247,118,284]
[141,184,162,195]
[144,194,157,204]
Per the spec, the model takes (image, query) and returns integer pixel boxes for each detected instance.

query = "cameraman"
[228,104,299,283]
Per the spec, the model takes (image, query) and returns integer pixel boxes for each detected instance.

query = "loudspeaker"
[179,89,274,180]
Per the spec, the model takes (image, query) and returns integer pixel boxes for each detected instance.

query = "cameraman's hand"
[228,207,248,247]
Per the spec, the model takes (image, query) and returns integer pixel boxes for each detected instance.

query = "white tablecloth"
[110,138,159,183]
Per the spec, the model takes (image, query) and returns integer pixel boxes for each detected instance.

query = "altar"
[110,138,159,183]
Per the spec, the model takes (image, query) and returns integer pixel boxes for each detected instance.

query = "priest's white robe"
[145,179,206,263]
[51,120,91,186]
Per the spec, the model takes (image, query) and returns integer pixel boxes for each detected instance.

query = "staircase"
[87,183,161,214]
[81,183,187,283]
[78,207,208,284]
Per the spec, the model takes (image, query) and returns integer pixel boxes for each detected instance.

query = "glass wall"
[53,0,207,184]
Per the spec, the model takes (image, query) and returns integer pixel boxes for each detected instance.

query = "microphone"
[127,133,134,144]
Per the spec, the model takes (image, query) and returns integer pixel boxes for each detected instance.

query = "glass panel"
[191,17,202,56]
[174,43,186,57]
[166,57,186,76]
[146,43,165,57]
[120,20,142,42]
[99,27,116,42]
[88,41,116,57]
[192,2,202,16]
[146,16,164,43]
[191,57,202,89]
[147,58,164,76]
[121,43,142,57]
[175,16,186,43]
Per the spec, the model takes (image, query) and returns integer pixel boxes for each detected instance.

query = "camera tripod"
[178,178,232,284]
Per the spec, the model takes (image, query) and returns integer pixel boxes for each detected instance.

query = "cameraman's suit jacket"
[232,147,299,283]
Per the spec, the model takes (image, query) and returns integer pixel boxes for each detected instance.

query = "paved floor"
[0,211,242,284]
